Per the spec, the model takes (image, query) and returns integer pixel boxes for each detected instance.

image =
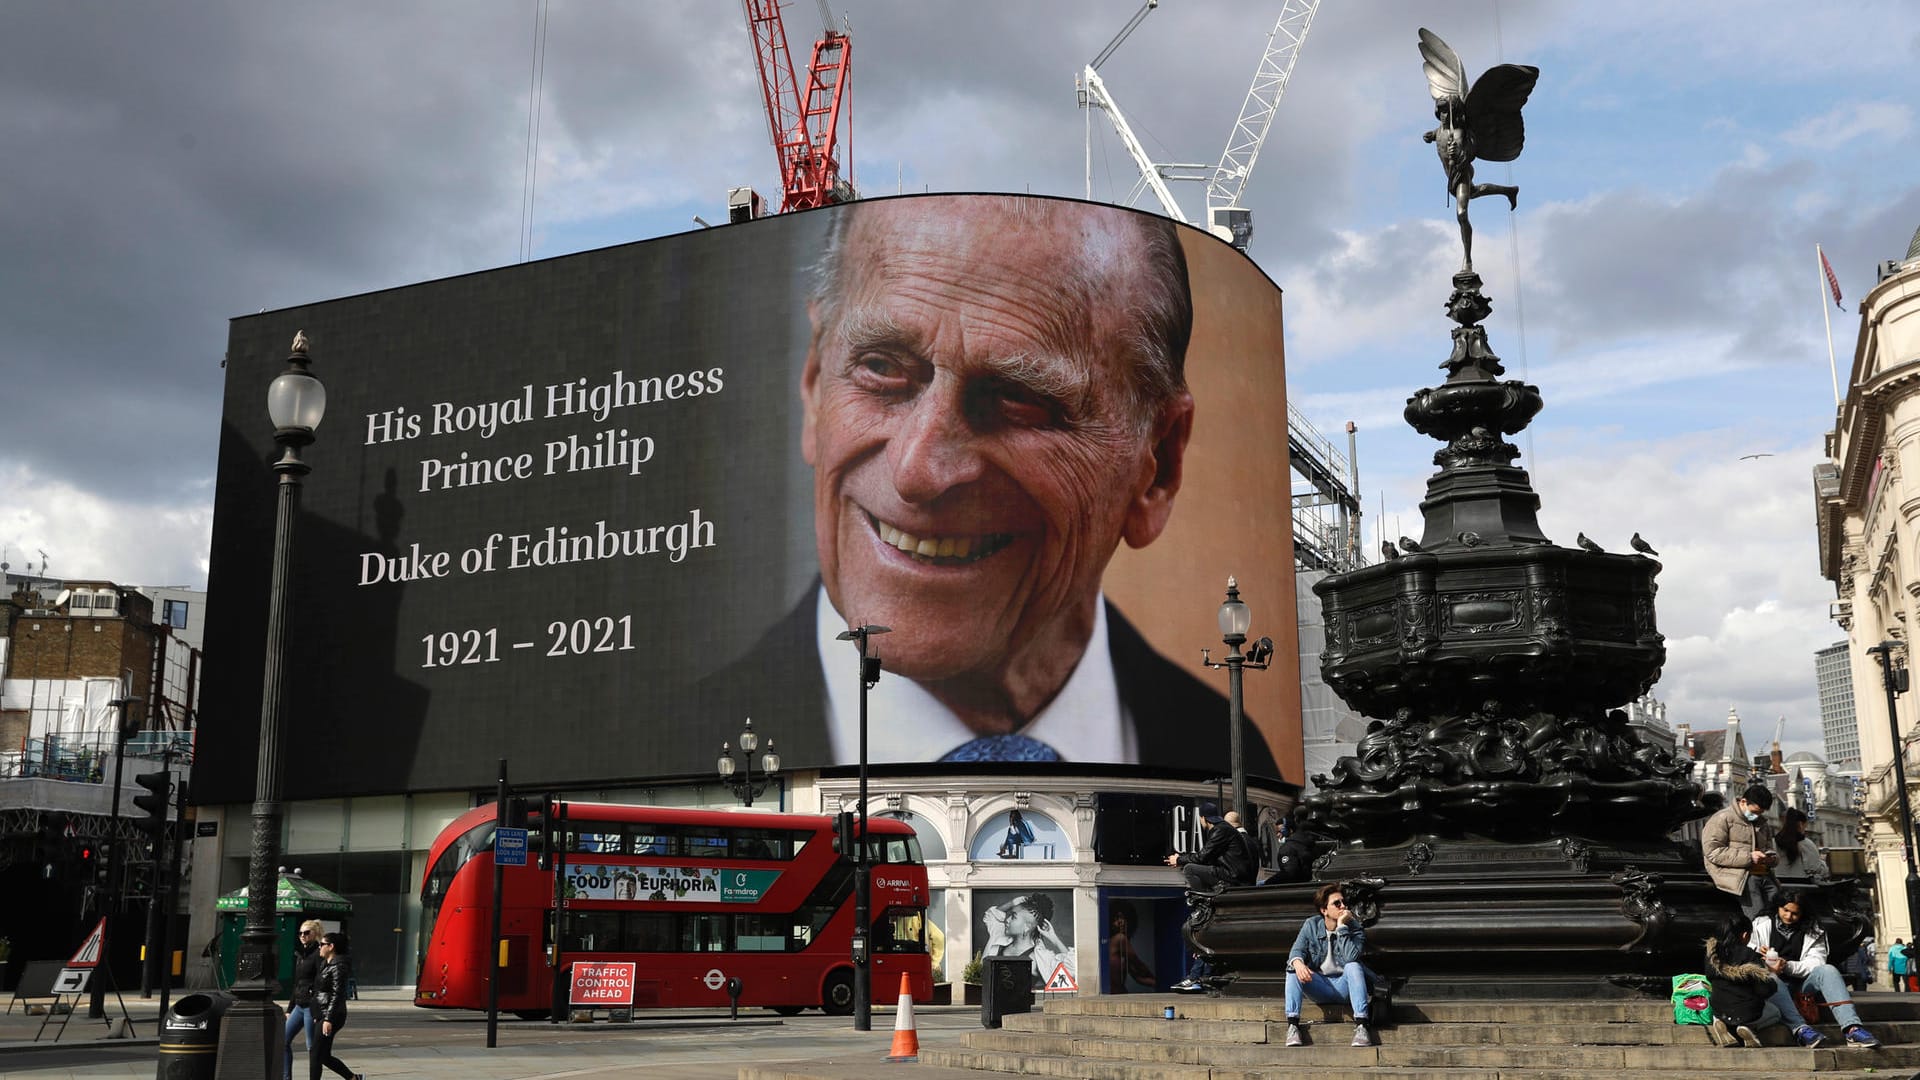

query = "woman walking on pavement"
[311,931,365,1080]
[284,920,325,1080]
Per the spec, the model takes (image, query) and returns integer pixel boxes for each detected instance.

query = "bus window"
[682,913,731,952]
[571,825,626,855]
[680,830,730,858]
[735,913,787,952]
[874,908,928,953]
[565,910,622,952]
[628,913,676,952]
[867,836,920,864]
[630,831,670,856]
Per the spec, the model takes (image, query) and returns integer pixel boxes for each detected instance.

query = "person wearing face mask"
[1701,783,1781,919]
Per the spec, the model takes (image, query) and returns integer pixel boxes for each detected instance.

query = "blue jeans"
[1766,963,1861,1029]
[283,1004,315,1080]
[1284,961,1371,1020]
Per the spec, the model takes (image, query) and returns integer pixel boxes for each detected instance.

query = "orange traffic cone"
[887,972,920,1062]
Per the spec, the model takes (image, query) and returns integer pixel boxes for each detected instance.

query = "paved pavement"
[0,987,979,1079]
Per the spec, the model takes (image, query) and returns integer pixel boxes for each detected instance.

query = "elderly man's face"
[801,201,1191,701]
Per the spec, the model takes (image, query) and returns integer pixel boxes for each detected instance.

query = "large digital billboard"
[198,194,1297,802]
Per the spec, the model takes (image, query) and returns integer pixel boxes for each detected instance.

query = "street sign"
[495,827,528,867]
[570,961,637,1006]
[68,918,106,968]
[1043,962,1078,993]
[52,967,92,994]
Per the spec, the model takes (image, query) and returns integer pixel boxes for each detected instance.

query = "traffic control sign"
[69,917,106,968]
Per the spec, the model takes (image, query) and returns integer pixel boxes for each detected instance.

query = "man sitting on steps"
[1163,804,1255,893]
[1283,883,1375,1048]
[1750,889,1881,1049]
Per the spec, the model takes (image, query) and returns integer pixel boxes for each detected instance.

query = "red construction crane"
[742,0,854,213]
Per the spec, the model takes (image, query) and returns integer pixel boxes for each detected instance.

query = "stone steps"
[902,994,1920,1080]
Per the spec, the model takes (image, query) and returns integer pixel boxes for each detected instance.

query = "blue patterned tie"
[939,734,1062,762]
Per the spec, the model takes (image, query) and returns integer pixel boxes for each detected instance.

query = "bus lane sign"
[570,961,637,1006]
[494,827,528,867]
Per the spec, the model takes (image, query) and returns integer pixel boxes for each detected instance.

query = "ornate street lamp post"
[834,623,889,1032]
[1868,640,1920,941]
[1201,577,1272,826]
[217,332,324,1080]
[717,718,781,807]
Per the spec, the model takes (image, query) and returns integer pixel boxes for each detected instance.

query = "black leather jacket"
[289,942,322,1008]
[314,956,351,1027]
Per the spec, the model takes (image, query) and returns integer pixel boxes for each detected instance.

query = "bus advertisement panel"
[414,802,931,1016]
[198,194,1297,803]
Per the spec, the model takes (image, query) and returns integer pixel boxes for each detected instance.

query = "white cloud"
[1784,101,1913,151]
[0,464,212,588]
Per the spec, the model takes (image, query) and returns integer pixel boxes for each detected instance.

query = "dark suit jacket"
[695,586,1280,776]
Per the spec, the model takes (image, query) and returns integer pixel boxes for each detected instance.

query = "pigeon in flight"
[1576,532,1604,554]
[1629,533,1658,556]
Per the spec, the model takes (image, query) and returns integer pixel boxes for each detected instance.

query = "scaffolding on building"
[1290,402,1363,572]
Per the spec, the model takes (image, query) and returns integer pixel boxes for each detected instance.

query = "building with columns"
[1815,224,1920,947]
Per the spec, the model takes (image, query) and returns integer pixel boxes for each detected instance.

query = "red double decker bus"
[413,801,932,1016]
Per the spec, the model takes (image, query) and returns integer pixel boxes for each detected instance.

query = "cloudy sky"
[2,0,1914,756]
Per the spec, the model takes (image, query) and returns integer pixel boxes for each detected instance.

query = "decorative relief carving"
[1406,842,1435,876]
[1441,589,1524,635]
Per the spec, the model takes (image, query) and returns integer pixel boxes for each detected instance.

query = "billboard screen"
[198,194,1297,802]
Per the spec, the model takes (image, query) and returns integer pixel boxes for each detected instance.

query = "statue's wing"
[1417,28,1467,103]
[1464,63,1539,162]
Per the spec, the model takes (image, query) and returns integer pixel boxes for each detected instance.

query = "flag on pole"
[1820,245,1844,309]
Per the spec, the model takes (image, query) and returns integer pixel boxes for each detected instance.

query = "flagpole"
[1820,244,1841,405]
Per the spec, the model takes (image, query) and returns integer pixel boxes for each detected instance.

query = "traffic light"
[133,768,172,841]
[79,843,109,887]
[833,810,857,857]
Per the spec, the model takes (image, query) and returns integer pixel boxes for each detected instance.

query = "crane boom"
[1205,0,1321,251]
[1080,65,1190,224]
[742,0,854,214]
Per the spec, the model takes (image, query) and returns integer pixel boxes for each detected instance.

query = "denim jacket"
[1288,914,1366,972]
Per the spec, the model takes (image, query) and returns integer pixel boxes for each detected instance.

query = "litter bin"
[980,956,1034,1028]
[157,991,234,1080]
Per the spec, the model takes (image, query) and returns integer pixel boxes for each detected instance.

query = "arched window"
[970,808,1070,861]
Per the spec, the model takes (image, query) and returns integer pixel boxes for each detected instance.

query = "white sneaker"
[1284,1022,1304,1047]
[1351,1022,1374,1047]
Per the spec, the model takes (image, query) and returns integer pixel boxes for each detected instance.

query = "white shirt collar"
[814,584,1137,764]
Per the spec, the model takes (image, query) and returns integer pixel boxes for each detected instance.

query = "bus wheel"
[771,1006,805,1016]
[820,970,855,1016]
[512,1010,551,1021]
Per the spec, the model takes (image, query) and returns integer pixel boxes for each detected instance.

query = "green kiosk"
[214,869,354,990]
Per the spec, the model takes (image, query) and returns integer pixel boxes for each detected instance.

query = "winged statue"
[1418,28,1539,272]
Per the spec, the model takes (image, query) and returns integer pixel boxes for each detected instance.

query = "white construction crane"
[1078,0,1321,252]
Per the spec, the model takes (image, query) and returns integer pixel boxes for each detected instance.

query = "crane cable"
[519,0,552,264]
[1492,0,1536,479]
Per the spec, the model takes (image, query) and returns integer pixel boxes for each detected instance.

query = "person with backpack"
[1890,938,1909,991]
